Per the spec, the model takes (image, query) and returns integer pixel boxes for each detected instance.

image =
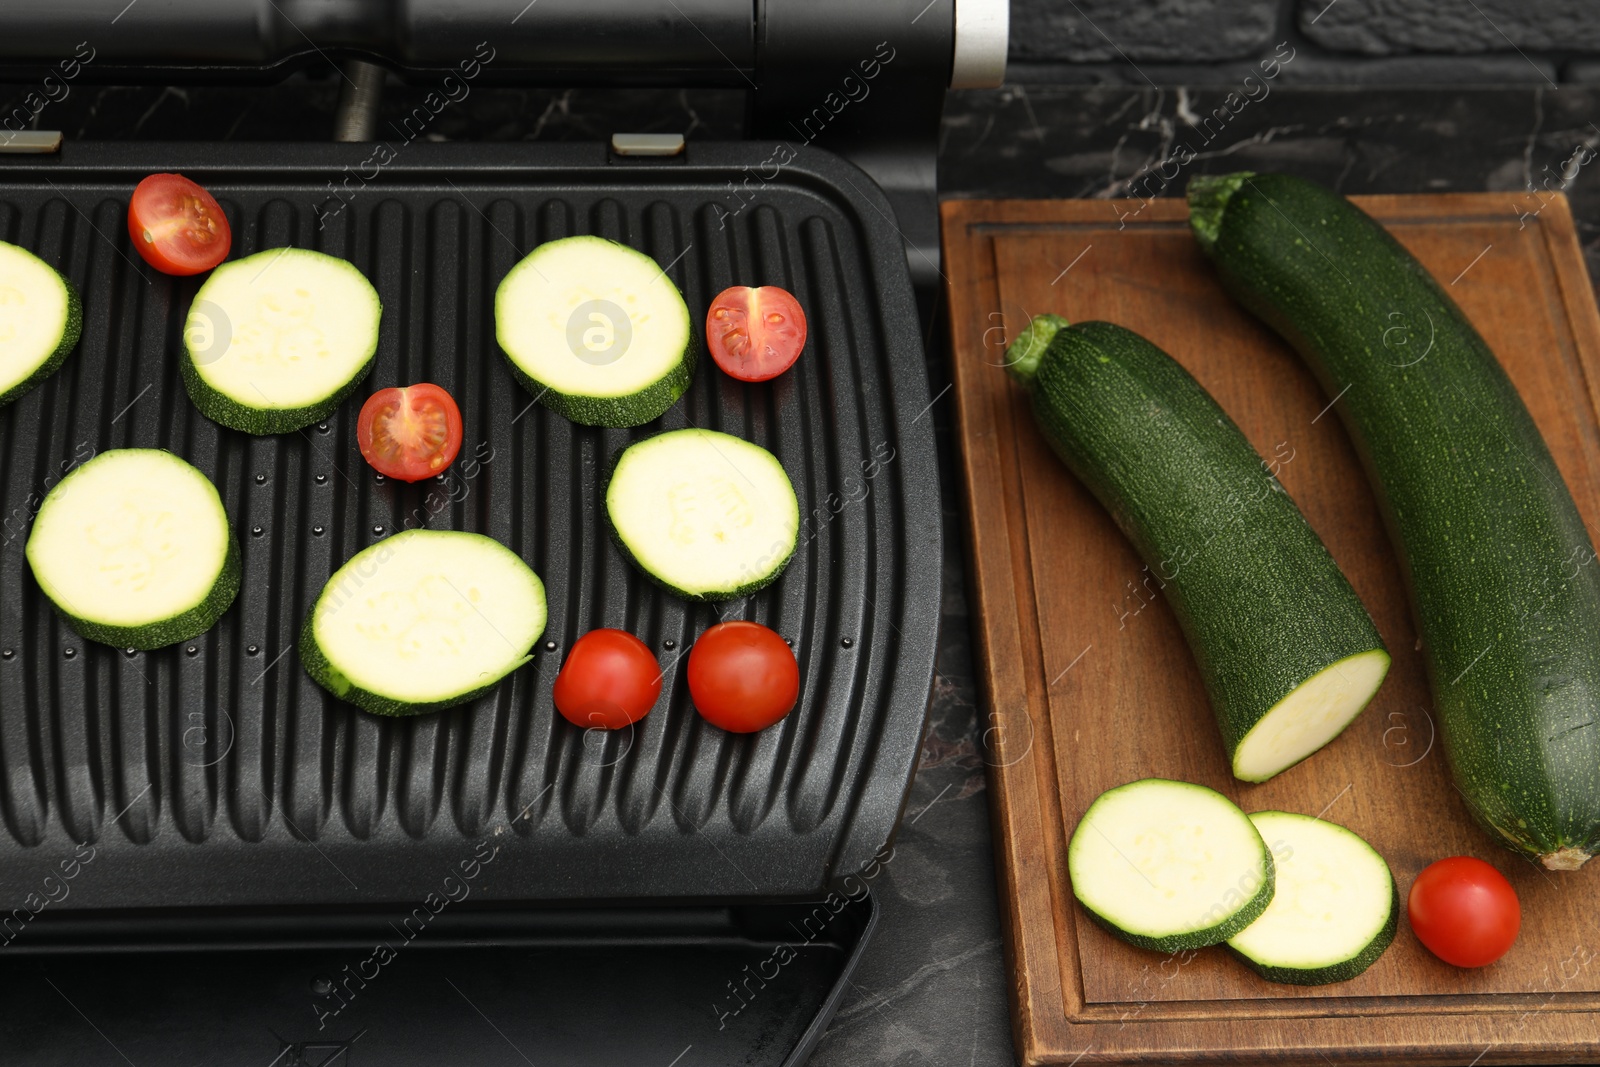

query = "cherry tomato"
[1408,856,1521,967]
[127,173,231,275]
[356,384,463,483]
[687,621,799,733]
[553,629,662,730]
[705,285,807,382]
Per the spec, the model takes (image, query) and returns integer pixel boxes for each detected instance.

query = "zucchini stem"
[1186,172,1255,252]
[1005,313,1070,386]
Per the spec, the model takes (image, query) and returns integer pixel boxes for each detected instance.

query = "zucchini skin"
[0,263,81,410]
[44,533,241,651]
[500,338,695,429]
[1010,318,1387,776]
[298,613,528,717]
[1189,171,1600,868]
[1228,881,1399,986]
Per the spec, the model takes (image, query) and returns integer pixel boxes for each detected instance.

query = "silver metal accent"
[951,0,1008,89]
[0,130,62,154]
[333,59,387,142]
[611,133,686,157]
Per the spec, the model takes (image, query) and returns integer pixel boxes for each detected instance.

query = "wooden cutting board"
[941,192,1600,1066]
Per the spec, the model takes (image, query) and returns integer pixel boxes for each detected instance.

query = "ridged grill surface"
[0,143,939,908]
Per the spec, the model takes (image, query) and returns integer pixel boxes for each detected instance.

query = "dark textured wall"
[1007,0,1600,84]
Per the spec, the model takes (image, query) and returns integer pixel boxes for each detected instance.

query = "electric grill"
[0,2,1005,1063]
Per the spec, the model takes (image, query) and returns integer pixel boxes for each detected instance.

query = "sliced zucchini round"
[1068,778,1274,953]
[495,235,695,427]
[181,247,382,435]
[1227,811,1398,985]
[605,428,799,602]
[301,529,547,717]
[1231,649,1392,782]
[0,239,82,408]
[25,449,240,650]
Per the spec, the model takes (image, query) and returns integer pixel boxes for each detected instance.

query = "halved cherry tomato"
[553,629,662,730]
[127,173,231,275]
[1408,856,1521,967]
[356,384,463,483]
[705,285,807,382]
[687,621,799,733]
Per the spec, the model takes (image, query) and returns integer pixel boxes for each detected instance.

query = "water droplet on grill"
[0,649,12,660]
[317,423,330,434]
[663,639,676,650]
[246,645,259,656]
[186,646,199,656]
[312,525,325,536]
[251,525,264,537]
[840,637,853,649]
[372,524,384,536]
[254,473,267,485]
[63,647,76,659]
[314,474,328,485]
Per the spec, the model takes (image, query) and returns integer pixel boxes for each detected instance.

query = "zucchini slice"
[1067,778,1274,953]
[1227,811,1397,985]
[1007,315,1390,782]
[182,247,382,434]
[0,240,81,408]
[25,449,240,650]
[605,428,799,601]
[1189,171,1600,869]
[301,529,547,717]
[495,235,695,427]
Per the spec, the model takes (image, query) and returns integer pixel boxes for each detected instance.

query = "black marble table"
[17,78,1600,1066]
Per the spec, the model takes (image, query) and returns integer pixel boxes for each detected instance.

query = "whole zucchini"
[1189,171,1600,869]
[1007,316,1389,782]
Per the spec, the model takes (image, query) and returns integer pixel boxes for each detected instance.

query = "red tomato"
[705,285,807,382]
[127,173,231,275]
[553,629,662,730]
[356,384,463,483]
[1408,856,1521,967]
[687,621,799,733]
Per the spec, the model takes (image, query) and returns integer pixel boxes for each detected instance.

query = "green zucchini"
[182,248,382,435]
[25,449,240,650]
[604,428,799,601]
[1189,171,1600,869]
[1006,316,1389,781]
[1226,811,1397,985]
[301,530,547,717]
[0,240,82,408]
[495,235,696,428]
[1068,778,1275,953]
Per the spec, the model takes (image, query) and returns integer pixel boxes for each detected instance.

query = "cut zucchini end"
[1541,846,1593,871]
[1231,648,1390,783]
[1004,313,1070,387]
[1068,778,1275,953]
[1186,171,1255,252]
[303,530,547,717]
[1227,811,1398,985]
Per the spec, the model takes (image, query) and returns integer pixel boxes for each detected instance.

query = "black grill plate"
[0,141,938,909]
